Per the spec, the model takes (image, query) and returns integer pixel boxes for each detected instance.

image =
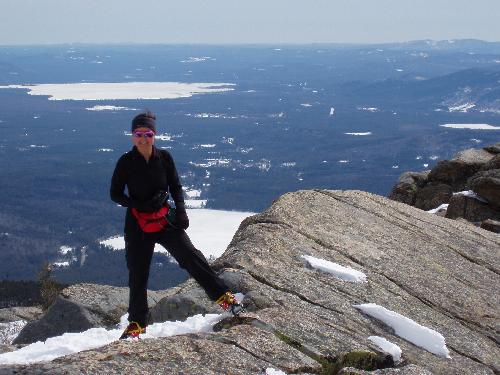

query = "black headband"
[131,115,156,133]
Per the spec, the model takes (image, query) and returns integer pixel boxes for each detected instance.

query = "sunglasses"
[133,130,155,139]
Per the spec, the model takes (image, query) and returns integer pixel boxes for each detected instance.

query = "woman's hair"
[131,110,157,133]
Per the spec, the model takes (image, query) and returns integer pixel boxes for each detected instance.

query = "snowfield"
[100,208,254,259]
[440,124,500,130]
[0,82,235,100]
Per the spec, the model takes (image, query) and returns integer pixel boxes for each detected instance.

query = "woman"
[110,111,242,339]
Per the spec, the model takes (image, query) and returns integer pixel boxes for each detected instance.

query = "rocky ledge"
[389,142,500,232]
[1,190,498,374]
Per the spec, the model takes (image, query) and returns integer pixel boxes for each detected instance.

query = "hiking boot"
[119,321,146,340]
[216,291,244,316]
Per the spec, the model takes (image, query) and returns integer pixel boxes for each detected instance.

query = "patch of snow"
[52,261,70,268]
[59,246,73,255]
[301,255,367,282]
[440,124,500,130]
[181,56,214,63]
[221,137,234,145]
[0,82,235,101]
[185,200,207,209]
[0,314,224,365]
[155,133,173,141]
[185,189,201,198]
[0,320,27,345]
[453,190,488,203]
[345,132,372,136]
[86,105,137,111]
[427,204,449,214]
[355,303,451,358]
[265,368,288,375]
[368,336,402,363]
[358,107,379,112]
[448,103,476,113]
[186,112,240,119]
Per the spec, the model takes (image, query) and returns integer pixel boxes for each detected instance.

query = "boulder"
[13,283,171,345]
[3,190,499,374]
[480,219,500,234]
[481,154,500,171]
[468,169,500,210]
[427,148,494,190]
[148,280,220,324]
[0,307,43,323]
[445,194,500,222]
[483,142,500,154]
[389,171,430,205]
[413,183,453,211]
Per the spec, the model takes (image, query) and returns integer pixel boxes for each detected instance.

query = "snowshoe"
[216,291,244,316]
[119,321,146,340]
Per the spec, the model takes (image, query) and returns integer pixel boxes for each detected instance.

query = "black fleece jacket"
[110,146,184,235]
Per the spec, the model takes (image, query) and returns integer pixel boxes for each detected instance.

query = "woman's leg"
[157,228,229,300]
[125,235,155,326]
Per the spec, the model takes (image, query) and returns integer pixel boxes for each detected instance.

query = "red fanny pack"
[131,205,170,233]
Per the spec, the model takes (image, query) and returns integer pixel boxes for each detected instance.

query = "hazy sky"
[2,0,499,45]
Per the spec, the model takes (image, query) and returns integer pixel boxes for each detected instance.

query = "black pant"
[125,227,229,327]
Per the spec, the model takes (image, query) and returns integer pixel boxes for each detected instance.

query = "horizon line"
[1,38,500,48]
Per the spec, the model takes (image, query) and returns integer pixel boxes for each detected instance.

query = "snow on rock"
[265,368,288,375]
[426,204,449,214]
[301,255,367,282]
[0,314,224,365]
[354,303,451,358]
[0,320,28,345]
[368,336,402,363]
[440,124,500,130]
[453,190,488,203]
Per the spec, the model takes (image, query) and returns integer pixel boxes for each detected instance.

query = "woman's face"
[132,127,155,150]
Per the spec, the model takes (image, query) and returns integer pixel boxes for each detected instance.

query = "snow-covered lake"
[439,123,500,130]
[100,208,255,259]
[0,82,235,100]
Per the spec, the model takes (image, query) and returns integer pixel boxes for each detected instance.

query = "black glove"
[149,191,168,211]
[175,202,189,230]
[131,191,168,212]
